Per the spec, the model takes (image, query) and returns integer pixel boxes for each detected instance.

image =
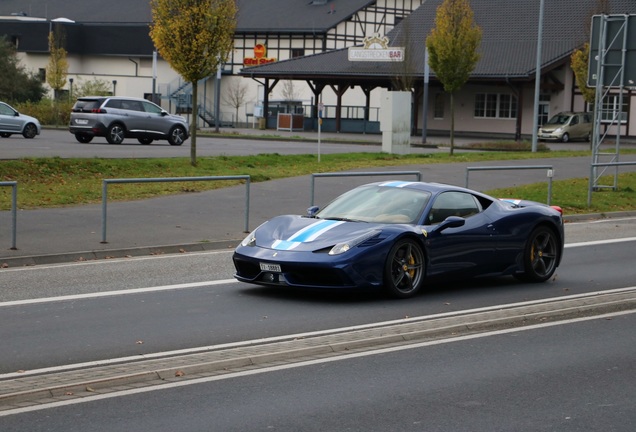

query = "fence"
[465,165,554,205]
[309,171,422,206]
[0,181,17,250]
[101,175,251,244]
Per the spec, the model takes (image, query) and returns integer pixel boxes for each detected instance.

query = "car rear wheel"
[383,238,425,299]
[106,124,125,144]
[0,133,11,138]
[561,133,570,143]
[138,137,153,145]
[75,133,93,143]
[517,226,560,283]
[168,126,186,146]
[22,123,37,139]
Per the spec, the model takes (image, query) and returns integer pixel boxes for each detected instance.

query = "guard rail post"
[0,181,18,250]
[101,175,250,244]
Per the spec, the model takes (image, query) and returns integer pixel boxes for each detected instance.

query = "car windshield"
[317,184,431,224]
[545,113,571,125]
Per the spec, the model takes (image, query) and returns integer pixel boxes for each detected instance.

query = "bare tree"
[280,80,300,101]
[222,79,250,126]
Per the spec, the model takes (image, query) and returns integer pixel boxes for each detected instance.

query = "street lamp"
[69,78,74,101]
[112,80,117,96]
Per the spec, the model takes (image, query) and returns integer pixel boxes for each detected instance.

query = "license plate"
[75,119,88,125]
[260,262,281,272]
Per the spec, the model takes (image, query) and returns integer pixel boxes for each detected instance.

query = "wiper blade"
[322,216,365,223]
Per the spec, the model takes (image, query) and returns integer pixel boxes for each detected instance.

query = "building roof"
[240,0,636,82]
[0,0,374,32]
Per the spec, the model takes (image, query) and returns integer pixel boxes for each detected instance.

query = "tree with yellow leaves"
[426,0,481,155]
[571,43,595,105]
[150,0,237,166]
[46,27,69,101]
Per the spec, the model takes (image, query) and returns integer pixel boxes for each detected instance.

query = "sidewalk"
[1,130,634,267]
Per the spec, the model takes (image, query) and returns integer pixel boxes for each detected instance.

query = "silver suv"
[69,96,189,145]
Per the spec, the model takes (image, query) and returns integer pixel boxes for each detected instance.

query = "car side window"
[427,191,482,225]
[105,99,122,109]
[142,101,163,114]
[570,115,578,125]
[0,103,14,116]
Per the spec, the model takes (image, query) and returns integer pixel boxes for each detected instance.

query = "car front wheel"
[138,137,153,145]
[168,126,186,146]
[517,226,560,282]
[106,124,125,144]
[383,238,425,299]
[561,133,570,143]
[22,123,38,139]
[0,133,11,138]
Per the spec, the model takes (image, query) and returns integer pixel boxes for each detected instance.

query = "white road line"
[0,279,237,308]
[565,237,636,248]
[2,308,634,417]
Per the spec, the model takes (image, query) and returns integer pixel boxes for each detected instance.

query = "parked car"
[69,96,189,145]
[0,101,41,139]
[538,111,592,143]
[233,181,564,299]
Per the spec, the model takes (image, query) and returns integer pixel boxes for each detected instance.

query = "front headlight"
[241,230,257,247]
[328,230,380,255]
[554,127,563,134]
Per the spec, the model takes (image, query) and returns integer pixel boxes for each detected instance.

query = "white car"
[0,101,41,139]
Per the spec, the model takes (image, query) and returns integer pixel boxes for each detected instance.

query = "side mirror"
[161,110,169,116]
[434,216,465,232]
[306,206,319,217]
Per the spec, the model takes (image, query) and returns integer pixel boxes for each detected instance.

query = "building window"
[599,95,628,123]
[38,68,46,82]
[291,48,305,58]
[434,93,444,119]
[474,93,517,119]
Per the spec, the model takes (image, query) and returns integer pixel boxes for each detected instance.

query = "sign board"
[588,14,636,87]
[348,34,404,62]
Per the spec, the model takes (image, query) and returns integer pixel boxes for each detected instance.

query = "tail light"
[550,205,563,215]
[90,108,107,113]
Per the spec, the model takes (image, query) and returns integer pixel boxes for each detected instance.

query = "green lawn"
[1,149,635,215]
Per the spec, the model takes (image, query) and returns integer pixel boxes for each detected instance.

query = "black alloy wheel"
[383,238,425,299]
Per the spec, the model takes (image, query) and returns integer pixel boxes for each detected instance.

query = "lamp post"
[69,78,74,101]
[531,0,545,152]
[112,80,117,96]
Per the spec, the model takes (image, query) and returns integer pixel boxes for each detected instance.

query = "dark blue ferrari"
[232,181,564,298]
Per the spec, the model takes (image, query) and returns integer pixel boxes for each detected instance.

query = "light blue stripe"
[289,219,341,242]
[379,181,412,188]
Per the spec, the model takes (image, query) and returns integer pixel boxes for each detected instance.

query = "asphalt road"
[1,222,634,373]
[3,312,635,431]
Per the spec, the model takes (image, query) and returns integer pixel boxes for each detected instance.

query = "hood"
[254,215,383,252]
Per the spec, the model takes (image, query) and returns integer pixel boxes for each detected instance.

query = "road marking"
[1,308,634,417]
[0,279,237,308]
[565,237,636,248]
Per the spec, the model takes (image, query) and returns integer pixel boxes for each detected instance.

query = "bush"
[15,99,73,126]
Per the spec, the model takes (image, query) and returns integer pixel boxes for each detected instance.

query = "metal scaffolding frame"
[588,14,634,199]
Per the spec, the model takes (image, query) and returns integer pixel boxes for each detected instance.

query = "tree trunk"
[190,81,198,167]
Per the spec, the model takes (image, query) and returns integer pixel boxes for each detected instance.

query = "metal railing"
[465,165,554,205]
[0,181,17,250]
[310,171,421,206]
[101,175,251,243]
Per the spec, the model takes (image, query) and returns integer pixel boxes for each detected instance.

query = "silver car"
[69,96,189,145]
[538,112,593,143]
[0,101,41,139]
